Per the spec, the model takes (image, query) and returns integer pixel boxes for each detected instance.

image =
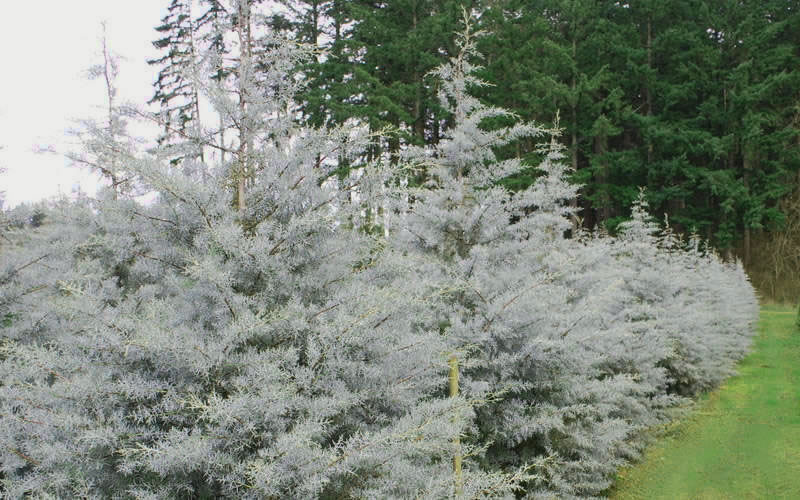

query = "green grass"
[609,304,800,499]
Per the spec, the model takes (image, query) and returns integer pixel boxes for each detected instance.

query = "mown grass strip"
[609,304,800,499]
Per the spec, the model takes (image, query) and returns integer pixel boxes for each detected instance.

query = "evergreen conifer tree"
[148,0,204,163]
[390,14,648,496]
[65,24,134,198]
[389,14,759,496]
[0,7,763,498]
[0,16,525,498]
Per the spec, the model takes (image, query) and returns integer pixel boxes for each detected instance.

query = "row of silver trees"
[0,7,758,498]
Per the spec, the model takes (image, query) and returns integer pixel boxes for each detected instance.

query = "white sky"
[0,1,167,207]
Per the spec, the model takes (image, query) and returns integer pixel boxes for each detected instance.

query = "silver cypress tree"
[0,13,518,498]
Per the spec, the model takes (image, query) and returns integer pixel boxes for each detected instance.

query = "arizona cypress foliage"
[389,15,758,497]
[390,18,638,497]
[611,193,759,395]
[0,7,760,499]
[0,20,526,498]
[65,24,133,199]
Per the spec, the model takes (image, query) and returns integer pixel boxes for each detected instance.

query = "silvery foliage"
[0,18,523,500]
[612,193,759,396]
[389,17,758,498]
[550,193,758,496]
[389,20,633,497]
[0,11,759,500]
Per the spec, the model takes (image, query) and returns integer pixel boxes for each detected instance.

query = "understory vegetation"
[0,7,759,499]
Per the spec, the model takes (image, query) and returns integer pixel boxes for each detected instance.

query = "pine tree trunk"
[743,145,754,266]
[412,8,425,143]
[570,37,579,228]
[645,16,653,165]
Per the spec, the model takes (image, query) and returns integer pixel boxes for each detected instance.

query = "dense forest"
[140,0,800,298]
[0,0,785,497]
[240,0,798,299]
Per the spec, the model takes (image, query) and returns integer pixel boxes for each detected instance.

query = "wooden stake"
[449,354,463,496]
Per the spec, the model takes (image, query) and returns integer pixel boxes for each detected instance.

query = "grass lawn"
[609,304,800,499]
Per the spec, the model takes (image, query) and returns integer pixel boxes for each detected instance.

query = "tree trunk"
[186,0,204,164]
[570,37,580,228]
[448,354,462,496]
[100,23,119,199]
[412,7,425,143]
[742,145,755,266]
[645,16,653,165]
[236,0,252,213]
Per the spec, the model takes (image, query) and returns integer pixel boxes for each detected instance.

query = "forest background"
[2,0,799,300]
[201,0,798,301]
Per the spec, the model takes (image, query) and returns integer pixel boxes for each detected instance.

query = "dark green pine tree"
[268,1,366,185]
[477,0,632,228]
[148,0,204,163]
[548,0,633,229]
[474,1,562,192]
[305,1,358,130]
[326,1,472,158]
[607,0,670,230]
[620,0,799,256]
[631,0,732,242]
[712,0,800,262]
[273,1,358,129]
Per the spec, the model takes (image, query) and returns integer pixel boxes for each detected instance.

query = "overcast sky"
[0,1,167,207]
